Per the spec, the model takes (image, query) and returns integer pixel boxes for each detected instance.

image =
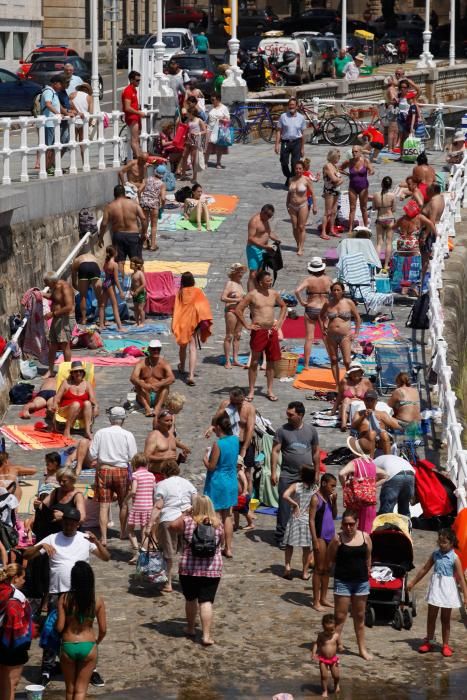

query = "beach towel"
[172,287,213,345]
[57,355,140,367]
[219,354,249,366]
[144,271,177,315]
[99,322,169,335]
[0,425,75,450]
[158,210,183,231]
[293,367,345,391]
[20,288,49,365]
[176,216,225,232]
[124,260,210,275]
[207,194,239,215]
[358,322,400,343]
[390,254,422,292]
[281,317,323,340]
[102,338,147,353]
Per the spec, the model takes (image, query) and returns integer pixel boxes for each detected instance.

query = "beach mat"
[176,216,225,232]
[358,322,400,343]
[57,355,140,367]
[293,367,345,392]
[219,354,249,366]
[281,317,323,340]
[255,506,278,515]
[0,425,75,450]
[124,260,210,275]
[207,193,239,215]
[100,322,169,335]
[102,338,147,353]
[158,210,182,231]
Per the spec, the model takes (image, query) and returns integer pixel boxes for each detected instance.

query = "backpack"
[261,243,283,284]
[406,293,429,329]
[78,208,98,237]
[32,89,45,118]
[9,383,35,404]
[163,170,177,192]
[190,520,217,557]
[414,459,456,518]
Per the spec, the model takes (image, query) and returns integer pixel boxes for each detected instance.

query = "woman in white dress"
[72,83,93,161]
[206,94,230,169]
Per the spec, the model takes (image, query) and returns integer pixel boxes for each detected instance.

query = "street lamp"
[449,0,456,67]
[417,0,435,68]
[90,0,101,112]
[221,0,247,103]
[341,0,347,53]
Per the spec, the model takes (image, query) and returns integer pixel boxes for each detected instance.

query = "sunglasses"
[159,410,172,418]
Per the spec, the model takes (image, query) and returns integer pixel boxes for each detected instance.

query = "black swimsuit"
[78,261,101,281]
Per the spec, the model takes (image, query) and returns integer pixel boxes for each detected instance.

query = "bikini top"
[289,178,307,195]
[327,310,351,321]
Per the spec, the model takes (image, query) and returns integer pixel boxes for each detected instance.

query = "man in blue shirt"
[274,97,306,187]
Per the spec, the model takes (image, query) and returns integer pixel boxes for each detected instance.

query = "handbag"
[136,534,168,585]
[39,607,61,654]
[210,121,219,144]
[172,123,189,151]
[403,198,421,219]
[216,122,234,147]
[343,458,377,509]
[402,136,422,163]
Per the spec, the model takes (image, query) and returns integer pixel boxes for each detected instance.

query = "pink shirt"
[131,468,155,512]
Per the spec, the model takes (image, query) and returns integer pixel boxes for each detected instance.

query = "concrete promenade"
[5,138,467,699]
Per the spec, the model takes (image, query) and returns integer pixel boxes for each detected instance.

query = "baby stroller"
[365,513,416,630]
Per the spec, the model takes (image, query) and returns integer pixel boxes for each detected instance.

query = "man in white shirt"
[63,63,82,98]
[343,53,365,81]
[148,462,197,593]
[274,97,306,187]
[23,508,109,686]
[89,406,138,545]
[374,454,415,517]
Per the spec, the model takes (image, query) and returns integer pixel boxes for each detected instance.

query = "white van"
[143,28,197,62]
[258,36,309,84]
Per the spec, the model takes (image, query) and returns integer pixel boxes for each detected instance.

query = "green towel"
[176,216,225,232]
[258,432,281,508]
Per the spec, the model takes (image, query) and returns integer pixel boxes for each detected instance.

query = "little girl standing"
[99,246,126,332]
[408,528,467,656]
[127,453,155,564]
[130,257,147,327]
[282,464,317,581]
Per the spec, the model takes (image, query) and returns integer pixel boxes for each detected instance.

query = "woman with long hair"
[372,175,395,269]
[56,561,106,700]
[340,145,374,233]
[0,564,32,700]
[98,246,126,332]
[172,271,213,386]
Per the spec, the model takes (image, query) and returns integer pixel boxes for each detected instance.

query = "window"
[13,32,27,60]
[134,0,139,34]
[0,32,6,60]
[85,0,104,40]
[0,69,17,83]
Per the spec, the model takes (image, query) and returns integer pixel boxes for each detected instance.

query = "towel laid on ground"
[124,260,210,275]
[293,367,345,392]
[281,317,323,340]
[176,216,225,232]
[0,425,75,450]
[102,338,147,353]
[358,322,400,343]
[172,287,213,346]
[57,355,140,367]
[207,194,239,215]
[158,210,183,231]
[99,322,169,335]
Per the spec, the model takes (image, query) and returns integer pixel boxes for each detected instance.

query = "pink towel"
[20,288,49,364]
[144,271,177,315]
[57,355,140,366]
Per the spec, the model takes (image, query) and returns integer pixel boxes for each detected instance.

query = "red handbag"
[343,458,377,508]
[172,123,189,151]
[403,198,421,219]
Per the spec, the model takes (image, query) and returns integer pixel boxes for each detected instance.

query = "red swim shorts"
[250,328,281,362]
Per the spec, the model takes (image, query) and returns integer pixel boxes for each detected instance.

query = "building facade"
[0,0,42,71]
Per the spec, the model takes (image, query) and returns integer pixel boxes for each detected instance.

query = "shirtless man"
[349,390,401,457]
[43,273,74,376]
[144,411,190,474]
[118,152,168,199]
[130,339,175,418]
[235,269,287,402]
[71,252,102,325]
[246,204,281,290]
[419,183,445,281]
[98,184,147,273]
[205,387,256,490]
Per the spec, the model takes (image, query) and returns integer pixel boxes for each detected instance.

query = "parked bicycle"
[229,102,280,143]
[297,100,354,146]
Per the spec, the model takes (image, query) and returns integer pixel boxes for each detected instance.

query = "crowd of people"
[1,67,466,700]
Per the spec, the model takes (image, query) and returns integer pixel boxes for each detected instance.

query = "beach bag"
[414,459,456,518]
[172,123,189,151]
[216,122,234,147]
[403,199,421,219]
[210,121,219,144]
[136,535,167,584]
[191,520,217,558]
[9,383,35,404]
[262,243,283,284]
[20,360,38,380]
[402,136,422,163]
[343,458,377,508]
[162,170,176,192]
[406,293,429,329]
[78,208,98,237]
[39,607,60,653]
[0,521,19,551]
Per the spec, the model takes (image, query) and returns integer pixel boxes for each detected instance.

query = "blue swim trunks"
[246,244,265,271]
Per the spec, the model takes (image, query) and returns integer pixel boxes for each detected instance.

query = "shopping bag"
[402,136,422,163]
[210,121,219,144]
[216,122,234,147]
[136,535,168,585]
[172,123,189,151]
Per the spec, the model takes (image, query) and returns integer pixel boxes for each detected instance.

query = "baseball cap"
[347,362,364,374]
[364,390,378,400]
[109,406,126,419]
[148,339,162,349]
[63,507,81,522]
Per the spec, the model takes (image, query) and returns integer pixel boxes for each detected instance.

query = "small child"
[127,453,156,564]
[282,464,317,580]
[311,614,340,698]
[408,528,467,657]
[130,257,147,328]
[233,463,255,531]
[357,125,385,162]
[99,246,126,332]
[43,451,61,484]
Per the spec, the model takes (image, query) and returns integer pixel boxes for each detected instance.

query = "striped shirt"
[179,517,223,578]
[131,468,155,511]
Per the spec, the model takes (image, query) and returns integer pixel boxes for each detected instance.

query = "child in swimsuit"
[311,613,340,698]
[309,473,337,612]
[130,256,147,328]
[99,246,126,332]
[232,462,255,531]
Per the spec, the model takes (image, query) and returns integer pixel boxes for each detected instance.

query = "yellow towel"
[124,260,210,275]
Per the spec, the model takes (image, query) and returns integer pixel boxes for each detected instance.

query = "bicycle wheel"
[258,114,277,143]
[118,123,131,164]
[322,116,354,146]
[229,114,244,144]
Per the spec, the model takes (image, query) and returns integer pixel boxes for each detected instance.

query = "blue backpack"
[163,170,176,192]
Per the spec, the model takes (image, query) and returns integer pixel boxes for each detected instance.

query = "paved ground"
[5,137,467,699]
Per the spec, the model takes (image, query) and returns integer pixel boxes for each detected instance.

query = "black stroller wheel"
[403,608,413,630]
[365,605,375,628]
[393,608,403,630]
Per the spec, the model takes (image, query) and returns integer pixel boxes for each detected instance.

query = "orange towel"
[0,425,75,450]
[293,367,345,392]
[207,194,239,215]
[172,287,213,346]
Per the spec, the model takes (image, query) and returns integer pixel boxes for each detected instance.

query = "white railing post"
[140,113,149,154]
[82,116,91,173]
[53,116,63,177]
[68,118,78,175]
[1,118,11,186]
[112,111,120,168]
[38,117,47,180]
[97,113,105,170]
[19,117,29,183]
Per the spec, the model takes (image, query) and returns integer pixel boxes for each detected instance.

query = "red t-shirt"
[362,126,384,145]
[121,84,140,126]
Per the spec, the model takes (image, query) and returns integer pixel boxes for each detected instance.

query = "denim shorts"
[45,126,55,146]
[334,578,370,596]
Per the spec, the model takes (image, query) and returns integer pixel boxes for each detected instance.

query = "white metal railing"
[428,153,467,510]
[0,231,92,377]
[0,109,159,186]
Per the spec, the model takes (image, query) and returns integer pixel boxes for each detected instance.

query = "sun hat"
[453,130,465,142]
[347,436,370,459]
[148,339,162,349]
[307,256,326,273]
[155,164,167,176]
[229,262,247,274]
[69,360,85,373]
[355,53,366,61]
[347,362,364,375]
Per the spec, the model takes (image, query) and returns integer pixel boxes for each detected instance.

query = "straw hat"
[307,256,326,273]
[347,436,370,459]
[355,53,366,62]
[229,262,246,274]
[69,360,85,374]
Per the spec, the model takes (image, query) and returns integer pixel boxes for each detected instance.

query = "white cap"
[347,362,364,374]
[109,406,126,419]
[148,339,162,349]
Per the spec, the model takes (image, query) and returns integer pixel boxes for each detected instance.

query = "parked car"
[279,8,339,35]
[17,45,79,79]
[258,36,309,84]
[117,34,148,69]
[237,9,280,38]
[165,6,207,30]
[174,54,219,97]
[0,68,42,115]
[143,28,197,62]
[27,56,103,100]
[293,32,338,76]
[370,13,424,37]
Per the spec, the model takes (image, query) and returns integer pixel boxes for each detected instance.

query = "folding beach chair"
[374,345,423,395]
[338,252,393,317]
[54,361,95,431]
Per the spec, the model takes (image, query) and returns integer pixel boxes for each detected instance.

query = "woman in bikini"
[221,263,246,369]
[51,360,97,440]
[183,182,211,232]
[57,560,106,700]
[295,257,332,370]
[372,176,396,269]
[387,371,421,432]
[340,146,374,233]
[333,362,373,432]
[287,160,317,256]
[98,246,126,333]
[320,282,361,389]
[321,148,343,240]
